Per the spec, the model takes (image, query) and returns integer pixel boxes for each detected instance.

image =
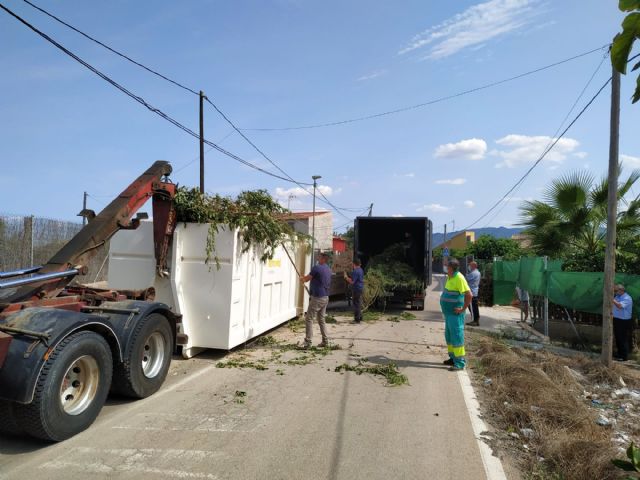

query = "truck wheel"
[14,331,113,442]
[111,313,172,399]
[0,400,22,436]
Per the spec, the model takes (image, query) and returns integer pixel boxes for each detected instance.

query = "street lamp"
[311,175,322,265]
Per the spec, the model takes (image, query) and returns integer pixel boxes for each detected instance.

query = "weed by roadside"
[216,359,269,370]
[335,359,408,386]
[468,333,640,480]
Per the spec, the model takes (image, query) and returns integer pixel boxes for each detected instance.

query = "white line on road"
[457,369,508,480]
[39,447,221,479]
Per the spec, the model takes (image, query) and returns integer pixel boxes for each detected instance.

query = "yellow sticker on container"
[267,259,281,268]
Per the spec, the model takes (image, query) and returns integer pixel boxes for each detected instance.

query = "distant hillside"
[432,227,522,247]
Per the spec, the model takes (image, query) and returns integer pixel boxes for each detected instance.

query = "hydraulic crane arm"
[0,161,176,306]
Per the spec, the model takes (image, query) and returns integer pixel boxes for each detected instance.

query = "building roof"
[282,211,331,220]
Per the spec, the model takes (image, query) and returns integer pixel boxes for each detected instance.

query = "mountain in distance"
[432,227,522,247]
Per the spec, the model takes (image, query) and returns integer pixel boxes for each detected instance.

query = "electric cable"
[469,50,640,231]
[480,51,610,228]
[21,0,199,96]
[243,46,610,131]
[18,0,365,213]
[463,76,613,230]
[0,3,307,185]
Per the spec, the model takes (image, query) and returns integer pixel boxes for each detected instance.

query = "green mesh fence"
[493,260,519,304]
[494,257,640,317]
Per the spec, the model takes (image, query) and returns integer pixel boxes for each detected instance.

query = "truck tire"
[111,313,172,399]
[0,400,21,436]
[14,331,113,442]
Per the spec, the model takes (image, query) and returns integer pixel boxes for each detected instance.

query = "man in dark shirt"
[344,259,364,323]
[300,252,332,348]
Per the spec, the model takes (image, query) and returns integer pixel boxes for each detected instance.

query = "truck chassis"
[0,161,182,441]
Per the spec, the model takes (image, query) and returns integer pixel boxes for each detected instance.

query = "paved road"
[0,281,493,480]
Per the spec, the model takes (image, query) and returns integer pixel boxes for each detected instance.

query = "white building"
[284,211,333,252]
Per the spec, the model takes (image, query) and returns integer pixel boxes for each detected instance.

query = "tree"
[612,0,640,103]
[519,168,640,265]
[341,226,355,250]
[466,235,525,260]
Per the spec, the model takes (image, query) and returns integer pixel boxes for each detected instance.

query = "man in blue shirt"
[300,253,332,348]
[465,261,481,326]
[344,258,364,323]
[612,283,634,361]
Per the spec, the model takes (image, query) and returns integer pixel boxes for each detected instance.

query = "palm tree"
[519,167,640,259]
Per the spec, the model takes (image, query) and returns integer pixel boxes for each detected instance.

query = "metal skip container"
[108,221,310,358]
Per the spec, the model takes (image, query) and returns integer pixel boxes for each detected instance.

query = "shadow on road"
[365,354,450,370]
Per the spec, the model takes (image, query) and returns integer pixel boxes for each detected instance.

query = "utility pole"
[443,223,447,245]
[82,191,88,226]
[452,219,455,233]
[368,203,373,216]
[199,91,206,194]
[311,175,322,266]
[601,66,621,367]
[287,194,296,210]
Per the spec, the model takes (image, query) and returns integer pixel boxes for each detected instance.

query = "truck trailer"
[354,216,432,310]
[0,161,308,441]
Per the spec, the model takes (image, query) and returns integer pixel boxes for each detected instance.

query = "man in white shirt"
[465,261,481,326]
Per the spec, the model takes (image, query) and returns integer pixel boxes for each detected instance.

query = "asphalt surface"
[0,281,490,480]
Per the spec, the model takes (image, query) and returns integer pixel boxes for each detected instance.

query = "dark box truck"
[354,216,432,310]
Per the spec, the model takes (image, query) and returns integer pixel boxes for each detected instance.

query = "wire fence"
[0,215,109,283]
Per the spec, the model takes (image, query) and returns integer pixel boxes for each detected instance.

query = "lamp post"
[311,175,322,265]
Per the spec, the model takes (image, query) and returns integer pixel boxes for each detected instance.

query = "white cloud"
[434,138,487,160]
[394,172,416,178]
[435,178,467,185]
[464,200,475,208]
[621,154,640,168]
[391,214,405,217]
[416,203,452,213]
[357,69,387,81]
[274,185,334,200]
[573,151,588,159]
[493,134,580,168]
[399,0,539,60]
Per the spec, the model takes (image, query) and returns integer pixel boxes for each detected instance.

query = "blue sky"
[1,0,639,235]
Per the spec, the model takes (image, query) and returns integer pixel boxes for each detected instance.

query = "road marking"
[40,447,220,479]
[0,364,219,479]
[457,369,508,480]
[112,412,263,432]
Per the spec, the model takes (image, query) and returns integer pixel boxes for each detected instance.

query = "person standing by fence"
[612,284,633,362]
[515,284,530,323]
[465,261,481,326]
[440,258,472,371]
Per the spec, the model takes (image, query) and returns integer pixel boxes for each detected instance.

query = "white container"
[108,221,309,358]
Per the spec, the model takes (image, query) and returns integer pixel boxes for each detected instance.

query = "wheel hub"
[141,331,165,379]
[59,355,100,416]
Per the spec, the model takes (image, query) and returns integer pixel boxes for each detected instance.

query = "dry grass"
[472,337,639,480]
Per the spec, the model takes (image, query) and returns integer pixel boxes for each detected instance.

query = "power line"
[242,45,610,131]
[22,0,609,136]
[0,3,305,185]
[19,0,366,214]
[463,76,613,231]
[481,51,610,228]
[21,0,199,96]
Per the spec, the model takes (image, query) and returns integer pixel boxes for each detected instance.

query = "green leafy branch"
[612,0,640,103]
[173,187,308,266]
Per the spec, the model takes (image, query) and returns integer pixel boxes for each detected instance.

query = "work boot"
[318,339,330,348]
[466,321,479,327]
[300,340,311,350]
[443,358,454,366]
